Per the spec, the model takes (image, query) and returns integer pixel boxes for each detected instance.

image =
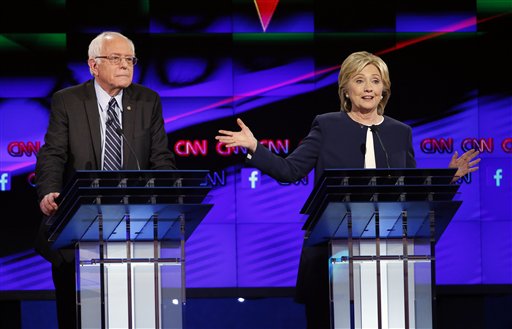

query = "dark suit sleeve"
[247,116,322,182]
[148,94,176,170]
[35,92,69,201]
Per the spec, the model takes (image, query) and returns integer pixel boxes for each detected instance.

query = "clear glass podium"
[301,168,461,329]
[44,170,213,329]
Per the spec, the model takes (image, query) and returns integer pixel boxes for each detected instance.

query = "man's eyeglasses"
[95,55,138,66]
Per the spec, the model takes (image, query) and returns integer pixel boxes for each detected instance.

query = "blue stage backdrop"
[0,0,511,292]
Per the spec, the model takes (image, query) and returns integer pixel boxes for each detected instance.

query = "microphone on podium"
[116,127,141,171]
[107,119,141,171]
[370,125,390,169]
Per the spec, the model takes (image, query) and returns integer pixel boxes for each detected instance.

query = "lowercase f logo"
[241,168,261,189]
[0,173,11,191]
[494,169,503,187]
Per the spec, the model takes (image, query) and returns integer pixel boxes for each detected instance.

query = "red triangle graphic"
[254,0,280,32]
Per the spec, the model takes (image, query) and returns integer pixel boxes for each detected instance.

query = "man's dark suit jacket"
[247,111,416,304]
[35,79,176,264]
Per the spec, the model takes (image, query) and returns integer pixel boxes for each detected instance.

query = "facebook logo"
[241,168,261,189]
[494,169,503,187]
[0,172,11,191]
[248,170,259,189]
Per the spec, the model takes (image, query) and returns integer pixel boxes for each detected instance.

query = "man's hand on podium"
[40,192,60,216]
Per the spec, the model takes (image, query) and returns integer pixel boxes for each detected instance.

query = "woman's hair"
[338,51,391,115]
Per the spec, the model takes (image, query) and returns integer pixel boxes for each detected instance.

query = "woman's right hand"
[215,118,258,153]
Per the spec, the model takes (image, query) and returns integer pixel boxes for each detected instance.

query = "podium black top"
[54,169,209,199]
[58,169,209,191]
[312,168,457,189]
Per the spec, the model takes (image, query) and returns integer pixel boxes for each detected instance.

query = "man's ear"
[88,58,97,75]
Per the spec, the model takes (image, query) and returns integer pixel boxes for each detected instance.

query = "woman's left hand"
[449,149,481,182]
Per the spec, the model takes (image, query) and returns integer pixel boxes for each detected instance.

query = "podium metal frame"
[45,170,213,329]
[301,168,461,329]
